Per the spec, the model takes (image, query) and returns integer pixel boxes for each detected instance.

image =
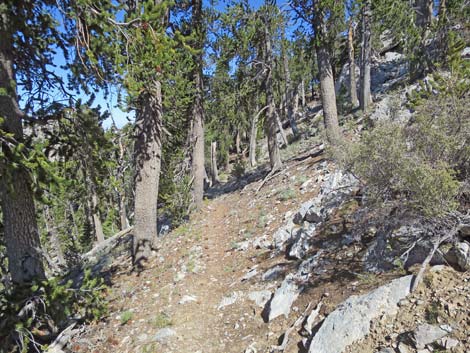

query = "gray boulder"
[445,242,470,271]
[308,275,413,353]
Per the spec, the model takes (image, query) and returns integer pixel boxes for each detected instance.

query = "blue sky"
[24,0,291,129]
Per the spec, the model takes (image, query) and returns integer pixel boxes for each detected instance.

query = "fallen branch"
[271,303,312,352]
[255,145,325,194]
[81,226,134,264]
[255,168,283,194]
[411,218,468,292]
[45,323,79,353]
[304,301,323,336]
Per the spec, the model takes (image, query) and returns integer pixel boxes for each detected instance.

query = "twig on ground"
[271,302,312,352]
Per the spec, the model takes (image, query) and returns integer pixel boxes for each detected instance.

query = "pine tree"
[0,0,65,284]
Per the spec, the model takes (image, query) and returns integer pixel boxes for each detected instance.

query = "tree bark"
[132,85,163,267]
[44,206,66,268]
[189,0,205,209]
[210,141,219,184]
[300,79,306,107]
[293,87,300,118]
[0,10,46,284]
[360,0,372,112]
[119,193,130,230]
[275,109,289,147]
[263,15,282,171]
[313,6,341,146]
[281,23,299,137]
[90,186,105,243]
[235,129,241,155]
[348,20,359,108]
[415,0,433,28]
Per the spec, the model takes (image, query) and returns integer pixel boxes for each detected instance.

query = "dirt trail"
[73,144,328,353]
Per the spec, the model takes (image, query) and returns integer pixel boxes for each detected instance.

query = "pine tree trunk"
[313,2,341,146]
[249,111,258,167]
[281,24,299,137]
[293,87,300,119]
[275,110,289,147]
[91,186,105,243]
[189,0,205,209]
[210,141,219,184]
[0,11,45,284]
[264,15,282,171]
[315,40,341,145]
[133,85,163,267]
[348,20,359,108]
[360,0,372,112]
[235,129,241,155]
[44,206,66,267]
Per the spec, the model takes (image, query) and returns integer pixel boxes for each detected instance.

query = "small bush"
[120,310,133,325]
[153,312,172,328]
[0,270,107,353]
[277,188,297,202]
[231,157,246,179]
[337,92,468,218]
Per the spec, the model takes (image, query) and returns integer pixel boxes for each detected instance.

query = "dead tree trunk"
[210,141,219,184]
[348,19,359,108]
[0,9,45,284]
[360,0,372,112]
[301,79,306,107]
[119,193,129,230]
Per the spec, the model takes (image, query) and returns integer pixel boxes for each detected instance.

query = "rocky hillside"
[53,49,470,353]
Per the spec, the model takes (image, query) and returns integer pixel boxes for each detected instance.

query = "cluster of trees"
[0,0,467,286]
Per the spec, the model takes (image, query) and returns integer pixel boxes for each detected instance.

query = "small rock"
[178,295,197,304]
[218,292,241,310]
[413,323,450,349]
[376,348,394,353]
[305,207,323,223]
[241,268,258,282]
[397,342,412,353]
[262,265,285,281]
[439,336,459,349]
[137,333,148,342]
[154,328,176,343]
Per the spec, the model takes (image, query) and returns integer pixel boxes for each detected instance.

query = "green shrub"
[277,188,297,202]
[120,310,133,325]
[152,312,172,328]
[231,157,246,179]
[337,89,468,218]
[0,270,107,353]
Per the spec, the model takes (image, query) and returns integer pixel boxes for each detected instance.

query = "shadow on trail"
[205,164,270,199]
